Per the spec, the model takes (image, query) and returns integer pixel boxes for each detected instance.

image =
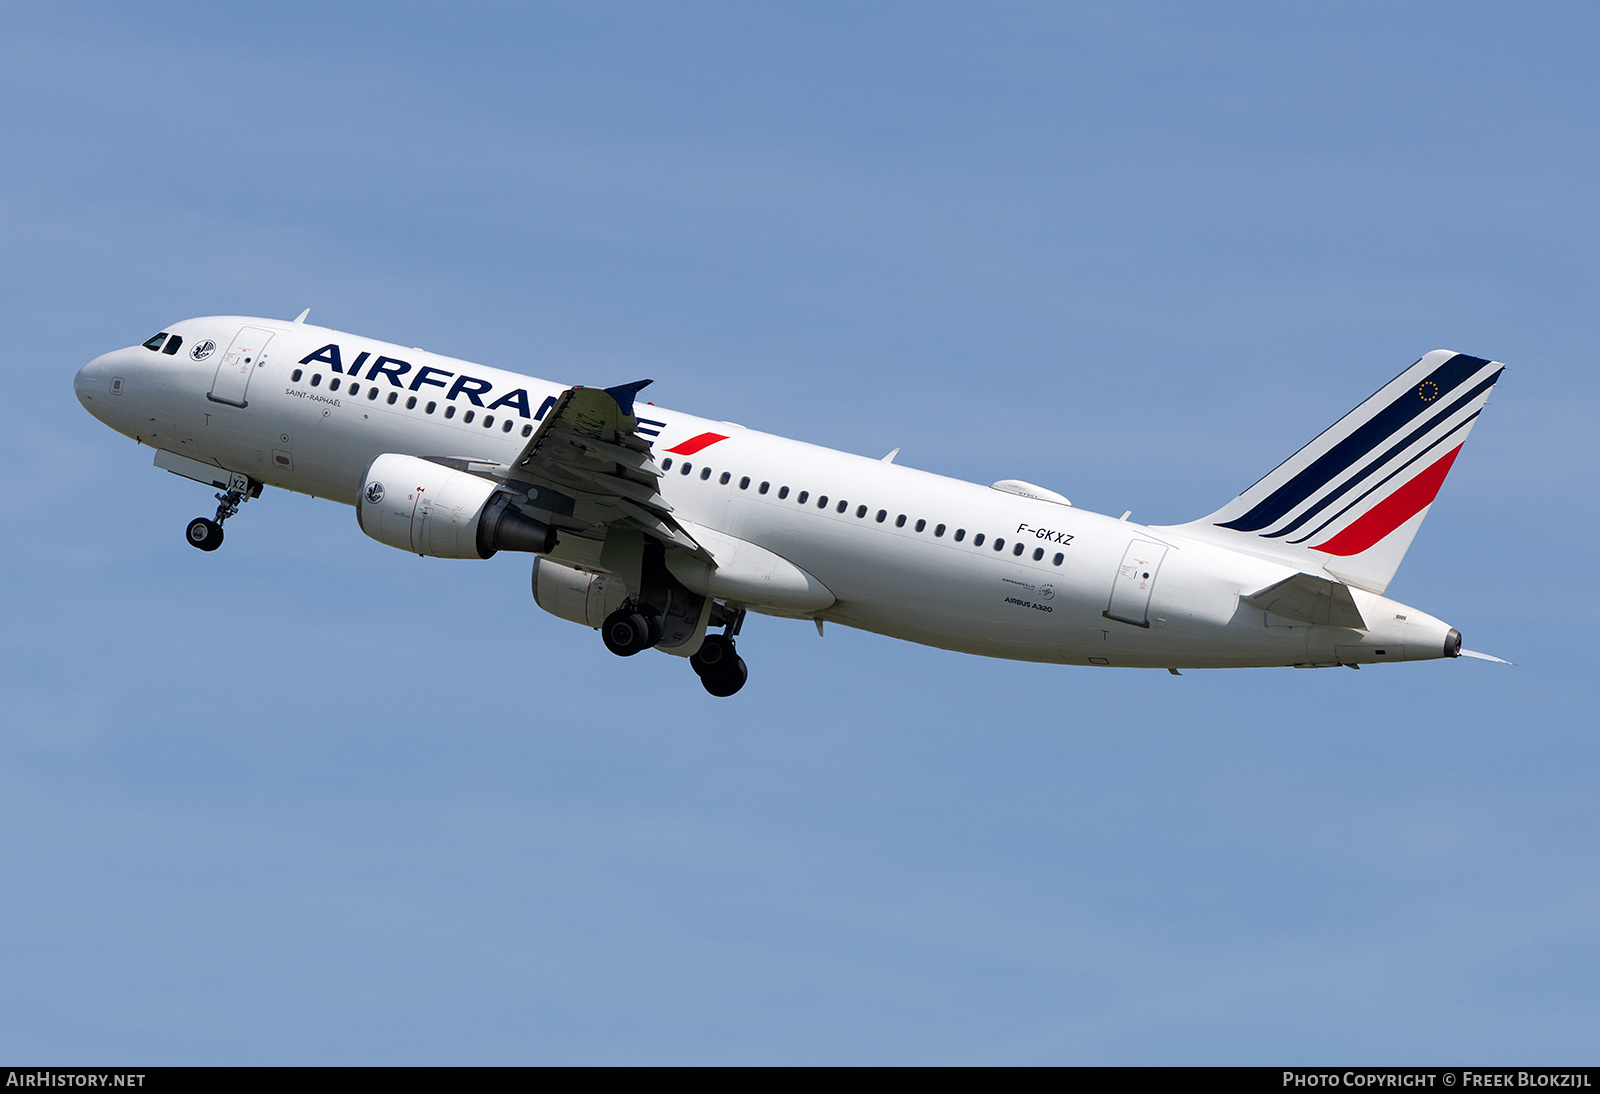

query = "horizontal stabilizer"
[1242,573,1365,628]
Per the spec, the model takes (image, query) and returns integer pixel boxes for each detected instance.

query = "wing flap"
[505,381,704,556]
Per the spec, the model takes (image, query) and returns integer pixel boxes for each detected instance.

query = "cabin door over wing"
[208,326,275,408]
[1105,540,1168,628]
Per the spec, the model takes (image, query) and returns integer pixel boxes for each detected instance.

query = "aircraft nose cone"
[75,355,108,412]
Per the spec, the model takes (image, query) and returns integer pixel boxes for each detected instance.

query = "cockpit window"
[161,335,183,355]
[142,333,168,352]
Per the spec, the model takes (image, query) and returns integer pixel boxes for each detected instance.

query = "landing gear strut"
[185,478,257,552]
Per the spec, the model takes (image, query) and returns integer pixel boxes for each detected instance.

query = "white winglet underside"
[1460,649,1514,665]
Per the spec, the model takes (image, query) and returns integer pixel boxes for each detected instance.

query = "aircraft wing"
[499,380,704,554]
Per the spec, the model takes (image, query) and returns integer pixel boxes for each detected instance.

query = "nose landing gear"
[185,478,258,552]
[185,516,223,551]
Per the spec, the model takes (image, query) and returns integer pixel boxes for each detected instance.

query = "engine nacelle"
[357,453,556,559]
[531,556,628,627]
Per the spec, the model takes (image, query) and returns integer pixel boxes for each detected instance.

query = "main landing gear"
[185,479,257,552]
[599,600,750,697]
[690,633,748,697]
[601,604,665,657]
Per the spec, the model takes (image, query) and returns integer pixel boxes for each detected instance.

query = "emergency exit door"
[207,326,274,407]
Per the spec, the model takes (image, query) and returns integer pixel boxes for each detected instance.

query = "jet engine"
[357,453,556,559]
[531,556,628,627]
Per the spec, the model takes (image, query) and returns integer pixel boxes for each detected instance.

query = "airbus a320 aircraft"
[74,312,1506,696]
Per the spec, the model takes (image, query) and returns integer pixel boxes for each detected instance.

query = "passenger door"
[208,326,275,407]
[1104,540,1168,627]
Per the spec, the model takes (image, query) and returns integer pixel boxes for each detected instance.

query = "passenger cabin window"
[483,415,494,428]
[701,467,712,480]
[348,384,360,397]
[935,524,946,537]
[856,505,867,518]
[739,476,750,489]
[994,538,1005,551]
[521,424,532,436]
[1033,547,1044,561]
[427,401,437,414]
[954,529,966,541]
[973,533,984,546]
[161,336,183,356]
[291,369,303,382]
[836,500,847,513]
[1013,542,1024,556]
[662,458,673,470]
[796,491,808,504]
[876,510,887,523]
[142,333,168,352]
[1053,552,1064,566]
[915,519,926,532]
[759,482,770,494]
[817,495,828,508]
[895,514,906,528]
[406,396,417,409]
[681,462,692,475]
[720,472,731,485]
[391,393,401,406]
[445,405,456,419]
[310,374,322,387]
[778,487,790,499]
[329,378,341,392]
[503,419,514,432]
[367,387,378,400]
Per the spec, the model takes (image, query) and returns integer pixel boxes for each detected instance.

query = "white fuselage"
[74,315,1459,669]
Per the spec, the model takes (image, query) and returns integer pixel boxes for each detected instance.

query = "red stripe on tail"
[665,432,729,455]
[1311,445,1462,557]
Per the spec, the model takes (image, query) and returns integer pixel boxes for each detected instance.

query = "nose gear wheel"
[186,517,223,551]
[184,480,255,551]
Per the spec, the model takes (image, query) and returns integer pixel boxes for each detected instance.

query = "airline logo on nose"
[665,432,729,455]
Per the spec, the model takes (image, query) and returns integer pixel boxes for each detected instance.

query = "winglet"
[604,379,653,417]
[292,308,311,324]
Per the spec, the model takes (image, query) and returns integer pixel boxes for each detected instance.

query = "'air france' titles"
[297,343,555,420]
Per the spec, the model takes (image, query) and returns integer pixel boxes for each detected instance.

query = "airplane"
[73,311,1507,696]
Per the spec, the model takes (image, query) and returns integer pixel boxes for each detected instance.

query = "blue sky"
[1,1,1596,1063]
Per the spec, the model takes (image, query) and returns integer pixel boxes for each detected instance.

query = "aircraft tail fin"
[1175,350,1504,593]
